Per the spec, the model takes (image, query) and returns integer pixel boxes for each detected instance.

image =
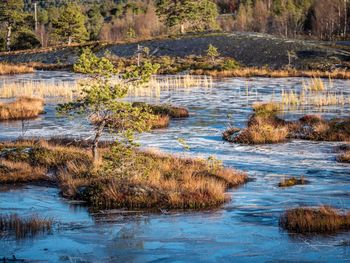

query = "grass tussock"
[0,139,247,210]
[81,148,248,209]
[279,206,350,234]
[234,123,289,144]
[0,97,44,121]
[223,103,350,144]
[336,145,350,163]
[0,63,34,75]
[0,160,48,184]
[278,176,308,187]
[337,151,350,163]
[0,214,52,239]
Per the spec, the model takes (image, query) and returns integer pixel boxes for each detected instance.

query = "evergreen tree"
[51,3,89,45]
[156,0,218,34]
[87,4,104,40]
[0,0,26,51]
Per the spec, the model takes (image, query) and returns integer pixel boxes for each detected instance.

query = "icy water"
[0,71,350,262]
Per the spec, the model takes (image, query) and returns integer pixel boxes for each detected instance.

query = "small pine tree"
[207,44,220,62]
[57,49,160,163]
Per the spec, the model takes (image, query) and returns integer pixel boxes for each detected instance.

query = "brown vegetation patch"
[192,68,350,80]
[279,206,350,234]
[336,144,350,163]
[132,102,190,118]
[0,214,52,239]
[0,139,248,210]
[0,97,44,121]
[278,176,308,187]
[223,103,350,144]
[80,149,248,209]
[0,63,34,75]
[0,160,48,184]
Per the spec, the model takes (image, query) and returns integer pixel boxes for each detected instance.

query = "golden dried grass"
[0,97,44,121]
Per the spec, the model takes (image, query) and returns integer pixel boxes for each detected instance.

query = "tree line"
[0,0,349,52]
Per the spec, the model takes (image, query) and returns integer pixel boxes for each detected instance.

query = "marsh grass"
[281,77,349,108]
[279,206,350,234]
[0,160,48,184]
[192,68,350,79]
[0,81,81,100]
[0,75,212,100]
[0,63,34,75]
[0,97,44,121]
[0,139,248,210]
[0,214,52,239]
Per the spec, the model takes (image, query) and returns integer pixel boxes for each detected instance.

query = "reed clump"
[0,63,34,75]
[0,213,52,239]
[0,139,248,210]
[0,97,44,121]
[279,206,350,234]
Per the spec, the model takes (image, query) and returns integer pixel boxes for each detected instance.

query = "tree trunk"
[6,25,12,51]
[180,24,185,34]
[68,36,72,45]
[92,121,106,164]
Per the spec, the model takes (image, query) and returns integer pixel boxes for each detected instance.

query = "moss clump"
[278,176,308,187]
[253,102,282,117]
[336,145,350,163]
[132,102,189,118]
[280,206,350,234]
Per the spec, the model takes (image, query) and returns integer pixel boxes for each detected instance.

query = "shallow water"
[0,72,350,262]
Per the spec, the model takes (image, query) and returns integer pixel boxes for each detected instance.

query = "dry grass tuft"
[0,214,52,239]
[0,97,44,121]
[150,115,170,129]
[279,206,350,234]
[0,63,34,75]
[0,160,48,184]
[303,77,325,92]
[278,176,308,187]
[234,124,289,144]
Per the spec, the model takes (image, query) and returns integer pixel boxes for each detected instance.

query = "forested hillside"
[0,0,349,52]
